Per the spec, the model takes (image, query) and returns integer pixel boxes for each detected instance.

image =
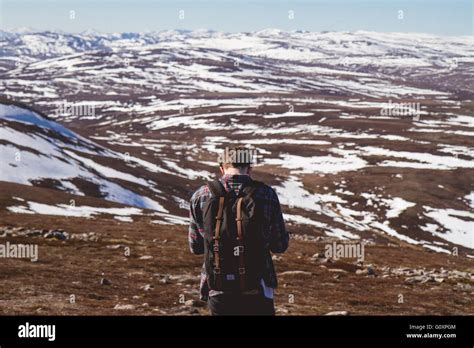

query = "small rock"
[70,232,99,242]
[328,268,348,273]
[280,271,312,276]
[139,255,153,260]
[434,278,444,283]
[311,252,324,259]
[142,284,153,291]
[184,299,206,308]
[44,230,69,240]
[356,269,368,275]
[114,304,136,311]
[325,311,349,316]
[405,275,432,284]
[159,276,170,284]
[26,230,42,237]
[276,307,289,314]
[456,283,473,291]
[168,274,199,284]
[100,278,111,286]
[106,244,123,250]
[319,257,333,264]
[452,270,468,278]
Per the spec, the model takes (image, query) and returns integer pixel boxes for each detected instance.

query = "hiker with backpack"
[188,146,289,315]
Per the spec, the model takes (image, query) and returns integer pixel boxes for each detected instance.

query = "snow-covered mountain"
[2,29,474,101]
[0,99,191,222]
[0,30,473,255]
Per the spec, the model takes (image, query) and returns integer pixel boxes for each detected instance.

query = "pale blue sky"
[1,0,472,35]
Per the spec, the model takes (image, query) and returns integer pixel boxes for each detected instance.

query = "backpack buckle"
[238,267,246,275]
[214,267,221,275]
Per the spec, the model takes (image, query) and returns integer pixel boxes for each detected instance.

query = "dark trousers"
[208,293,275,316]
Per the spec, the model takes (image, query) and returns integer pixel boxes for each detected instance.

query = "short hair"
[218,146,254,169]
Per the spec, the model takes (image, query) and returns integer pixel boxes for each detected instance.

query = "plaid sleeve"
[267,187,289,253]
[188,185,209,255]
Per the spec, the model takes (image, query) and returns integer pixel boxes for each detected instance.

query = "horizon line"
[2,27,472,38]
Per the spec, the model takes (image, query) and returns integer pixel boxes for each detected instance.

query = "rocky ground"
[0,30,473,316]
[0,213,472,316]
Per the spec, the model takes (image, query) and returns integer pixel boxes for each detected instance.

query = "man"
[188,146,289,315]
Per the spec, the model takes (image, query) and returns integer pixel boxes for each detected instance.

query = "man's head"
[218,146,254,176]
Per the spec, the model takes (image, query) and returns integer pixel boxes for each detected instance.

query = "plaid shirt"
[189,174,288,300]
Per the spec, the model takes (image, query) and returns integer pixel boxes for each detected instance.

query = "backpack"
[203,179,265,293]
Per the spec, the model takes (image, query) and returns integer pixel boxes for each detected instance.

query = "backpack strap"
[207,180,226,198]
[235,180,262,291]
[213,195,225,289]
[235,197,246,291]
[207,180,226,289]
